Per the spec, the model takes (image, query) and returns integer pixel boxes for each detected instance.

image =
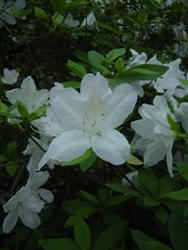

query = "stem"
[24,130,46,152]
[116,166,145,197]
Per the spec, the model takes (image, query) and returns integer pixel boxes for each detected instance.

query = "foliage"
[0,0,188,249]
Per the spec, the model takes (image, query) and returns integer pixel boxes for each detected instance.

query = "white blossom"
[64,14,80,27]
[1,68,19,85]
[38,73,137,169]
[2,166,53,233]
[131,96,177,177]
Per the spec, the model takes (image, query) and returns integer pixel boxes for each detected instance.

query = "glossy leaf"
[38,239,80,250]
[92,221,127,250]
[74,215,91,250]
[168,214,188,250]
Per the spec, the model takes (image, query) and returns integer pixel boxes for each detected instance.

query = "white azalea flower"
[127,49,147,69]
[2,165,53,233]
[81,12,97,28]
[131,96,177,177]
[6,76,49,113]
[0,0,26,28]
[124,49,148,97]
[64,14,80,27]
[1,68,19,85]
[2,187,44,233]
[25,167,54,204]
[38,107,64,137]
[148,56,185,93]
[38,73,137,169]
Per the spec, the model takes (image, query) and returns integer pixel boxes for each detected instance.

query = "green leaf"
[138,169,158,197]
[153,206,168,224]
[18,9,32,18]
[121,64,169,81]
[106,48,126,63]
[49,0,66,11]
[159,188,188,200]
[178,78,188,87]
[105,195,129,207]
[17,102,29,116]
[92,221,127,250]
[115,57,125,73]
[131,229,157,250]
[7,141,17,159]
[76,207,97,218]
[6,162,18,177]
[176,162,188,181]
[64,215,76,228]
[143,241,172,250]
[79,151,97,172]
[98,189,110,205]
[98,22,119,35]
[106,183,142,198]
[38,238,80,250]
[144,195,160,206]
[168,214,188,250]
[74,50,90,64]
[138,10,148,24]
[52,12,63,25]
[62,200,92,214]
[32,229,43,240]
[62,81,80,89]
[127,154,143,165]
[79,190,99,204]
[74,215,91,250]
[0,154,8,162]
[167,114,179,133]
[61,148,93,166]
[34,7,49,22]
[87,50,110,72]
[67,60,87,78]
[0,100,8,113]
[183,205,188,216]
[64,0,87,11]
[157,175,177,197]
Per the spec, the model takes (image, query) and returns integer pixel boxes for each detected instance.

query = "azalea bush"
[0,0,188,249]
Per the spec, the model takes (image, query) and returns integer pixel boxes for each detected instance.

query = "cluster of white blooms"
[2,76,53,233]
[1,49,187,233]
[64,12,97,29]
[126,49,186,97]
[3,165,54,233]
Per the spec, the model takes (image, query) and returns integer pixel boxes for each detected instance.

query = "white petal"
[166,144,174,177]
[21,188,44,212]
[80,73,111,102]
[103,84,137,129]
[32,89,49,110]
[131,119,156,139]
[38,130,91,169]
[19,206,41,229]
[26,170,49,190]
[144,139,166,167]
[38,189,54,203]
[6,89,23,104]
[3,187,25,213]
[2,209,19,233]
[21,76,36,93]
[51,88,85,129]
[92,129,130,165]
